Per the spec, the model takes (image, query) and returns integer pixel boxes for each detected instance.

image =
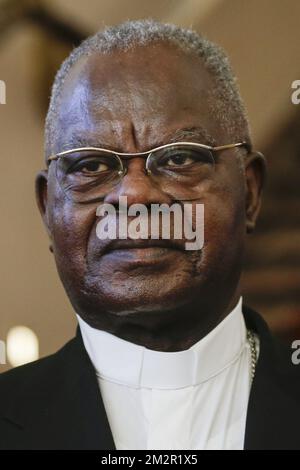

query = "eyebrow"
[60,125,217,153]
[167,127,217,147]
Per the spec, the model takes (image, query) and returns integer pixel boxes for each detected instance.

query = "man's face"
[37,42,264,338]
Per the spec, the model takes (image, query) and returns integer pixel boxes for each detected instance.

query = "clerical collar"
[77,297,246,390]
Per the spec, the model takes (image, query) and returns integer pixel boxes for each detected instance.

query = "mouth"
[102,239,183,264]
[103,237,183,252]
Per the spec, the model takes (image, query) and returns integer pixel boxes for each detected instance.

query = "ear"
[244,151,267,233]
[35,170,52,240]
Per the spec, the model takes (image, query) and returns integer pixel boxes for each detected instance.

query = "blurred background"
[0,0,300,371]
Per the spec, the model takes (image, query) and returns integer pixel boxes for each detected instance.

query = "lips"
[102,237,184,254]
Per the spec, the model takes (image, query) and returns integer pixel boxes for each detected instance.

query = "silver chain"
[247,330,257,382]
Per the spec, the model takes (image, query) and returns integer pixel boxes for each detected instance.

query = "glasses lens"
[147,144,215,199]
[55,150,123,203]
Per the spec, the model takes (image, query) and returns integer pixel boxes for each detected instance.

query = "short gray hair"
[45,18,251,158]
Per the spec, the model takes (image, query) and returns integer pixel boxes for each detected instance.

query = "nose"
[104,156,172,207]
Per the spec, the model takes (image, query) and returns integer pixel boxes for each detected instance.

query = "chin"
[72,274,193,320]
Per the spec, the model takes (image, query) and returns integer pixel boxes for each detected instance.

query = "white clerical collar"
[77,297,246,390]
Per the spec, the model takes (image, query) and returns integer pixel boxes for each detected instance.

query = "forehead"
[55,42,222,152]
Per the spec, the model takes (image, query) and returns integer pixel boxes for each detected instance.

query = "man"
[0,19,299,450]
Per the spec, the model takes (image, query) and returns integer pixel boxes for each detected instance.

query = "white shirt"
[77,298,255,450]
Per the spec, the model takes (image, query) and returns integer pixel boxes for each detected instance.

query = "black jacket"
[0,307,300,450]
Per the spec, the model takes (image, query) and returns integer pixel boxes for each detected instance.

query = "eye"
[157,148,212,170]
[75,159,109,174]
[164,154,196,167]
[67,156,115,175]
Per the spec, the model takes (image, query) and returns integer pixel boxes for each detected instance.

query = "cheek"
[201,177,246,262]
[47,177,97,276]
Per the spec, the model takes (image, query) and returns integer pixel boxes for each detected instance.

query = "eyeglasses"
[47,141,250,203]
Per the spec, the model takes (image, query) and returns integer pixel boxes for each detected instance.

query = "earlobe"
[245,151,267,233]
[35,170,52,240]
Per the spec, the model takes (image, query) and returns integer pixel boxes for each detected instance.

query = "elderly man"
[0,19,299,450]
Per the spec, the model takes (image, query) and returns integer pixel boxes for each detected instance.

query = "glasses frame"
[47,141,251,172]
[47,141,251,202]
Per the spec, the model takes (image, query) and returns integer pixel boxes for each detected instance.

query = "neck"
[79,290,241,352]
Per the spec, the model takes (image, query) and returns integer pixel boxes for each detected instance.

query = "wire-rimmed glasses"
[47,141,250,203]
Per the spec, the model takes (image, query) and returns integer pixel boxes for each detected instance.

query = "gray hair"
[45,18,251,159]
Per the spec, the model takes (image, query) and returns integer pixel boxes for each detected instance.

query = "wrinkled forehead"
[55,43,223,153]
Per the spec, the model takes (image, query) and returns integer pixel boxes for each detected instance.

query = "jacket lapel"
[46,330,116,450]
[2,328,116,450]
[243,307,300,450]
